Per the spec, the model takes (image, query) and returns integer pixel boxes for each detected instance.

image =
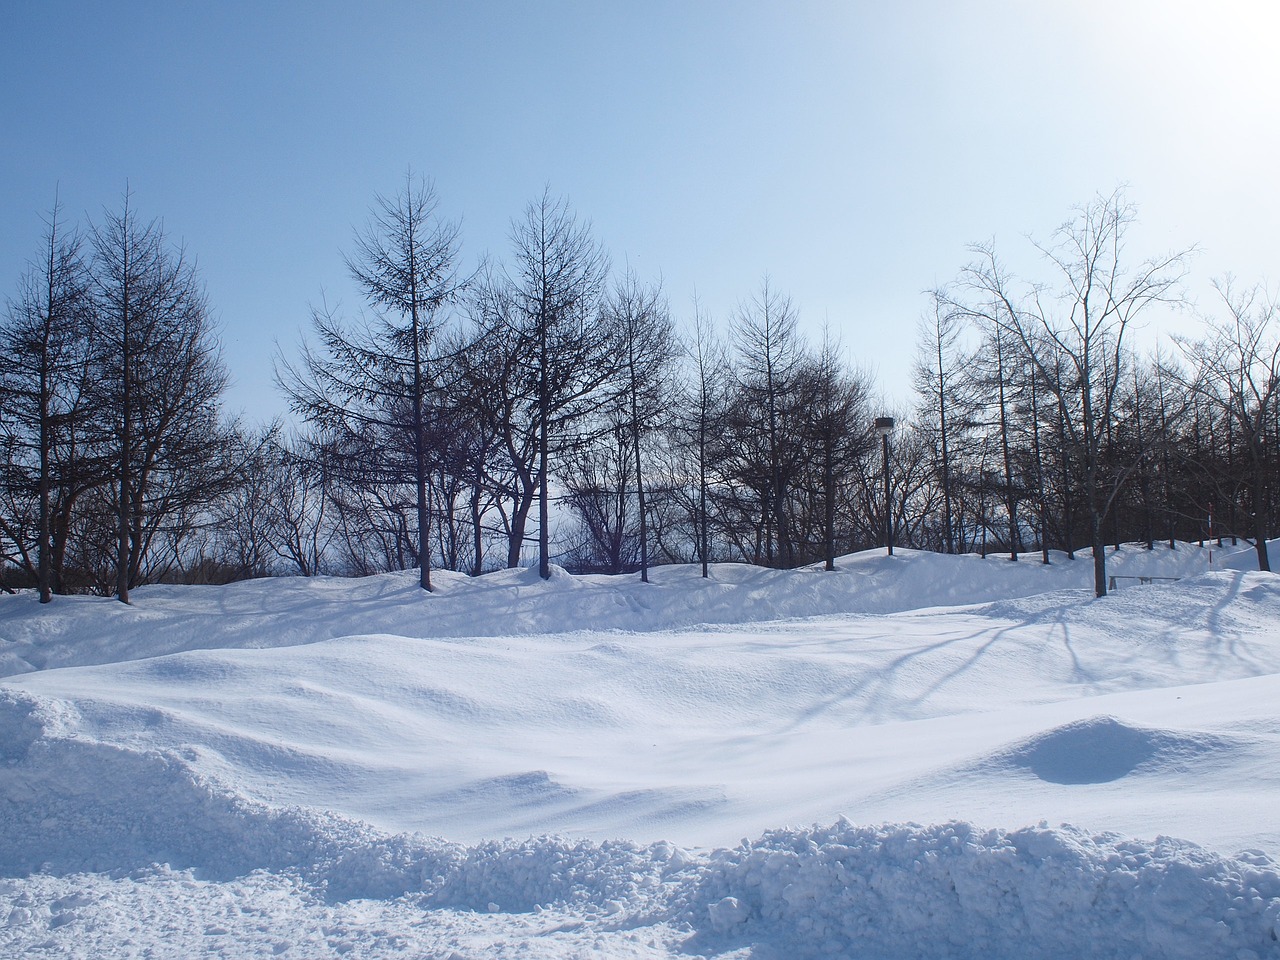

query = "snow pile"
[988,715,1242,785]
[427,835,683,914]
[4,821,1280,959]
[0,688,451,896]
[685,821,1280,960]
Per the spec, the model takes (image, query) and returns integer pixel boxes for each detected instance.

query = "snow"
[3,542,1280,957]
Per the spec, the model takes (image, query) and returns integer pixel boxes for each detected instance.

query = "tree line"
[2,183,1276,601]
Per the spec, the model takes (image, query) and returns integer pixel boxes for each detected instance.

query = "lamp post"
[874,417,895,556]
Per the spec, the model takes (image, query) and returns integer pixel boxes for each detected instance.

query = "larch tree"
[0,197,95,601]
[278,175,463,590]
[91,191,230,603]
[677,299,730,578]
[913,295,967,555]
[606,270,675,582]
[503,189,612,579]
[805,327,872,571]
[730,277,805,568]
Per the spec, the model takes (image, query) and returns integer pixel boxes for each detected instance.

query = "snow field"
[3,542,1280,957]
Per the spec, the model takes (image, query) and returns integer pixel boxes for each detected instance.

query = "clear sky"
[3,0,1277,423]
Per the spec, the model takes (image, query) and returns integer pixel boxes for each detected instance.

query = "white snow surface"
[3,542,1280,958]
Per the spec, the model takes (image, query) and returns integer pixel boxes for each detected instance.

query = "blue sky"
[3,1,1277,422]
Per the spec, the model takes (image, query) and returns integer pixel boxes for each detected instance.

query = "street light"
[874,416,895,556]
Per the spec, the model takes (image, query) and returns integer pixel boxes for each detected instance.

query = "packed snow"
[3,542,1280,958]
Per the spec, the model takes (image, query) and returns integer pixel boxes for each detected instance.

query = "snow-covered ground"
[3,542,1280,958]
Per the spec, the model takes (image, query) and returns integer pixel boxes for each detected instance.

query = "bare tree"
[502,189,612,579]
[203,425,338,581]
[348,175,463,589]
[913,295,970,554]
[91,190,231,602]
[0,196,95,600]
[730,277,806,567]
[606,270,675,581]
[676,299,730,577]
[1025,354,1051,562]
[451,305,535,572]
[278,175,463,590]
[560,425,639,573]
[806,328,872,570]
[1176,279,1280,571]
[276,438,336,576]
[1150,345,1193,549]
[946,191,1189,596]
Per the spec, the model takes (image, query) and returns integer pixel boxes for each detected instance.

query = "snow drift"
[3,542,1280,958]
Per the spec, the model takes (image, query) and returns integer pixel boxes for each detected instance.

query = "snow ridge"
[6,813,1280,959]
[684,820,1280,959]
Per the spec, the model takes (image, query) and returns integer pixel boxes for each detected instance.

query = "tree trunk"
[538,314,551,579]
[627,339,649,583]
[410,262,432,592]
[115,230,132,605]
[937,333,955,555]
[1092,520,1108,597]
[507,483,532,569]
[470,486,485,577]
[996,334,1018,560]
[1029,365,1049,564]
[823,433,835,571]
[1253,456,1271,571]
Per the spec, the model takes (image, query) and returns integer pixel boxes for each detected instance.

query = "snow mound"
[995,715,1242,785]
[10,684,1280,958]
[2,541,1266,680]
[684,821,1280,960]
[0,689,451,894]
[0,633,44,677]
[7,787,1280,960]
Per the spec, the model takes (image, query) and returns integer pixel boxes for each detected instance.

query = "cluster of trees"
[0,193,246,602]
[275,179,886,588]
[916,191,1279,594]
[3,184,1277,601]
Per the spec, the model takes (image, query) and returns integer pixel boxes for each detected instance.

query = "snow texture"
[3,542,1280,957]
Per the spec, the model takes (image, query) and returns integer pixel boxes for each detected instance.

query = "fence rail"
[1108,575,1182,591]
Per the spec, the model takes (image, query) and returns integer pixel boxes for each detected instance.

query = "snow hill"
[2,542,1280,958]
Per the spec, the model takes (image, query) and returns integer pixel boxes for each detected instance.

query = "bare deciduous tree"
[731,278,806,567]
[676,299,730,577]
[91,190,232,602]
[502,189,613,579]
[1177,279,1280,571]
[0,197,95,600]
[946,191,1189,595]
[278,175,463,590]
[606,270,675,582]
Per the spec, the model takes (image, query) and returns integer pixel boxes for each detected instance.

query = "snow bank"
[5,816,1279,959]
[684,820,1280,960]
[10,569,1280,852]
[0,541,1261,679]
[0,689,452,896]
